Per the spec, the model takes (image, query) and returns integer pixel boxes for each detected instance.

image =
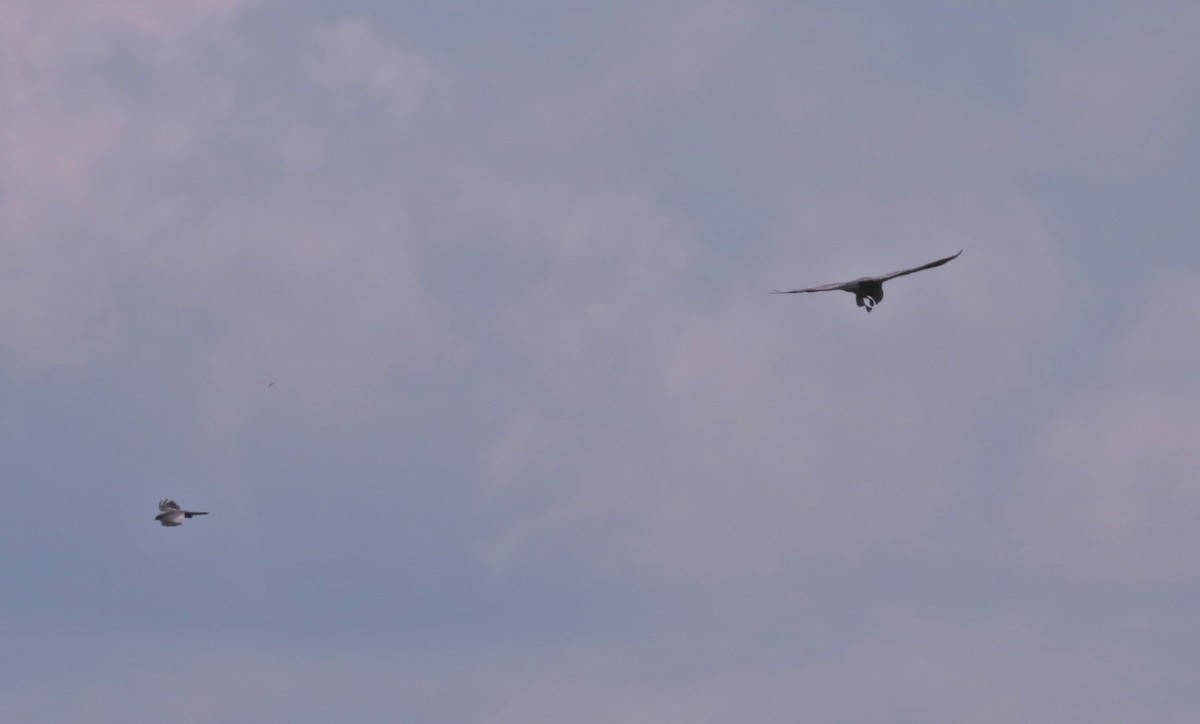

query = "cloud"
[0,6,438,374]
[0,629,486,724]
[474,172,1067,583]
[3,3,1200,722]
[1024,3,1200,172]
[310,17,431,118]
[0,0,249,368]
[1012,271,1200,584]
[9,604,1194,724]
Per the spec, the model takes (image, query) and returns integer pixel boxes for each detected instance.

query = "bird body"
[156,499,208,527]
[772,250,961,311]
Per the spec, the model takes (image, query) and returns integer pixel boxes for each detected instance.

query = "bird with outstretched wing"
[772,250,962,311]
[155,499,209,527]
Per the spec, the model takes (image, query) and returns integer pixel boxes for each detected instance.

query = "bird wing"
[770,281,847,294]
[874,250,962,282]
[159,499,180,511]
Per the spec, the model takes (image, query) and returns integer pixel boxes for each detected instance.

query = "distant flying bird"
[772,250,962,311]
[156,499,208,527]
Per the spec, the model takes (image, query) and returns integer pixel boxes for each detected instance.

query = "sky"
[2,1,1200,721]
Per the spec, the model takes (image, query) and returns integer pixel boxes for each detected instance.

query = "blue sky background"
[3,1,1200,721]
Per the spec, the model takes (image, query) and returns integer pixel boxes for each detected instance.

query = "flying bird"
[155,499,208,527]
[772,250,962,311]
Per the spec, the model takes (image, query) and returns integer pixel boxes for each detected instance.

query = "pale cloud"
[476,177,1067,581]
[479,603,1200,723]
[0,0,244,61]
[40,0,244,40]
[10,610,1194,724]
[0,631,484,724]
[1013,272,1200,584]
[0,0,250,367]
[1025,3,1200,171]
[0,4,438,373]
[311,17,431,118]
[3,2,1200,723]
[548,0,764,137]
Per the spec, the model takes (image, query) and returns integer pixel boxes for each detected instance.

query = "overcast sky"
[3,1,1200,721]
